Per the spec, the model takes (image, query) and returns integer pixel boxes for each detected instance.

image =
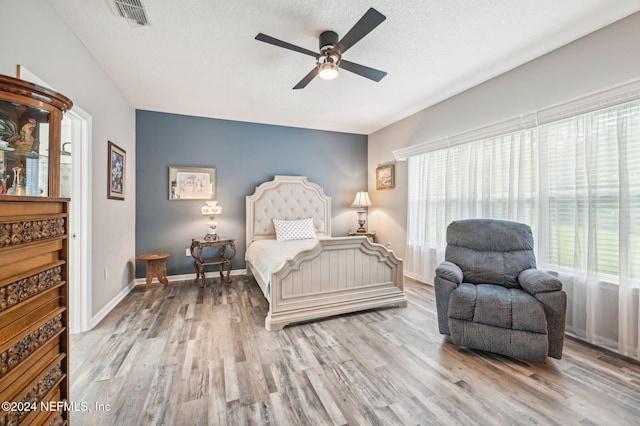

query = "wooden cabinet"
[0,75,72,425]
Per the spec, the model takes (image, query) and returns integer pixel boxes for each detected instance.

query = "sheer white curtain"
[406,130,537,282]
[406,100,640,359]
[538,101,640,358]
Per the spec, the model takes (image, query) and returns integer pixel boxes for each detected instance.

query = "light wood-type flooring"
[70,276,640,425]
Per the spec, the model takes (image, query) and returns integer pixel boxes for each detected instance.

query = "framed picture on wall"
[107,141,126,200]
[376,164,394,190]
[169,166,216,200]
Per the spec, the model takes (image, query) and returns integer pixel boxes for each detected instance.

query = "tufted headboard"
[246,176,332,246]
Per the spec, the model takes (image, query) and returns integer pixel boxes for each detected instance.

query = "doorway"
[63,109,92,333]
[17,65,92,333]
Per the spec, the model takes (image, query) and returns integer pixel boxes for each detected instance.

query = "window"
[406,99,640,359]
[541,104,640,281]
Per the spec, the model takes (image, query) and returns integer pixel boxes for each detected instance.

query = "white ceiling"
[47,0,640,135]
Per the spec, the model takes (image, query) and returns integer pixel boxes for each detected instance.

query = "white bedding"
[245,238,319,299]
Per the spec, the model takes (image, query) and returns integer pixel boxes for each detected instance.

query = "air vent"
[108,0,151,26]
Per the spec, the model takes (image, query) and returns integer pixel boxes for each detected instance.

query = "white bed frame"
[246,175,407,331]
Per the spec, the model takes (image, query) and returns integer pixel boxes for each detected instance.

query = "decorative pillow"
[273,218,317,241]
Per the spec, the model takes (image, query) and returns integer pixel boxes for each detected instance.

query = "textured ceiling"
[47,0,640,134]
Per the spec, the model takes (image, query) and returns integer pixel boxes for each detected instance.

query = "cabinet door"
[0,74,71,198]
[0,99,61,197]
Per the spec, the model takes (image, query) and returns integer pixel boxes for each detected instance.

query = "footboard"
[266,236,407,331]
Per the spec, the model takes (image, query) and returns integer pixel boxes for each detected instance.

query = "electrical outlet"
[186,248,191,256]
[104,267,109,280]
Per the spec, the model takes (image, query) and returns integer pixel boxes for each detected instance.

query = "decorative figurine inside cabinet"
[0,74,73,197]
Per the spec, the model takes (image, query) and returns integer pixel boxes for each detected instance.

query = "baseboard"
[132,269,247,286]
[90,279,137,329]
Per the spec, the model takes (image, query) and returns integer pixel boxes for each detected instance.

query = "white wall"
[0,0,136,321]
[368,11,640,262]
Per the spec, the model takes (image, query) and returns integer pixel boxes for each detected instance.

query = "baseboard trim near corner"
[133,269,248,287]
[90,279,137,329]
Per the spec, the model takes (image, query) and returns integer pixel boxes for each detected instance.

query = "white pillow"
[273,218,317,241]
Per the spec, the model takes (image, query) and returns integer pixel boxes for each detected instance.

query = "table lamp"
[351,191,372,233]
[201,200,222,241]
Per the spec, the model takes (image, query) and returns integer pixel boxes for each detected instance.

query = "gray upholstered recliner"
[434,219,567,362]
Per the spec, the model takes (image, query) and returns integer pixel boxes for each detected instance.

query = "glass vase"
[7,166,25,196]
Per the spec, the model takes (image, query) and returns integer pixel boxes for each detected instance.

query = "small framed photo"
[107,141,126,200]
[169,166,216,200]
[376,164,395,190]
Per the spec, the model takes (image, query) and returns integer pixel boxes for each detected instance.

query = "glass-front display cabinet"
[0,74,73,197]
[0,73,73,425]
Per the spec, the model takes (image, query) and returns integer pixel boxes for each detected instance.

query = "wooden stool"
[136,253,171,290]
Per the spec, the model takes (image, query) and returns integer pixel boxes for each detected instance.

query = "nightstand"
[347,231,378,243]
[190,237,236,287]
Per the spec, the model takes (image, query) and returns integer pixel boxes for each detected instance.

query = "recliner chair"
[434,219,567,362]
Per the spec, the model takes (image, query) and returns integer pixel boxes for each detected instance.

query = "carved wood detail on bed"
[246,175,406,331]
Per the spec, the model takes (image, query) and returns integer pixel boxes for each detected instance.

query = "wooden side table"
[190,237,236,287]
[347,230,378,243]
[136,252,171,290]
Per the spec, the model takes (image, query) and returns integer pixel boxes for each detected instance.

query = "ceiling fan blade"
[338,60,387,82]
[335,8,386,54]
[255,33,317,57]
[293,67,319,90]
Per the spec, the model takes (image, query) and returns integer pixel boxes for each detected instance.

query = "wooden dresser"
[0,75,73,425]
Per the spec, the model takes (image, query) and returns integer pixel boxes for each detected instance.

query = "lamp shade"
[351,191,372,208]
[201,200,222,216]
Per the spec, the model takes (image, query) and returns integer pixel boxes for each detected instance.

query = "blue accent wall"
[135,110,368,278]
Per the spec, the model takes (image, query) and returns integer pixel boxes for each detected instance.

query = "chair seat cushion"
[448,283,547,334]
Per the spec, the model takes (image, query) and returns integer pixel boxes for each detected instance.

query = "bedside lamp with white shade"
[201,200,222,241]
[351,191,372,233]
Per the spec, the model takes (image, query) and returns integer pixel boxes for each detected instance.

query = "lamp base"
[204,233,219,242]
[204,219,218,241]
[356,219,367,233]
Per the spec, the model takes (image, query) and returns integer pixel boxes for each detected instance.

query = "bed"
[245,175,407,331]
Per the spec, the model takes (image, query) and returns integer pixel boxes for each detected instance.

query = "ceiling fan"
[255,8,387,89]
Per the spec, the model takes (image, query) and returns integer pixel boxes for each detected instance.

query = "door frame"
[66,107,92,333]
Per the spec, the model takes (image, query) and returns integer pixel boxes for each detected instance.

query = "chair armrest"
[519,269,566,358]
[434,261,463,335]
[518,269,562,295]
[435,261,463,285]
[434,276,455,335]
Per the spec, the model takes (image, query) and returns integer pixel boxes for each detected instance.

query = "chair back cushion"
[445,219,536,288]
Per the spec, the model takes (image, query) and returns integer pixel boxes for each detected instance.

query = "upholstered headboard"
[246,176,332,245]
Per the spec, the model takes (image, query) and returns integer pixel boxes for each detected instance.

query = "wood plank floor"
[70,276,640,425]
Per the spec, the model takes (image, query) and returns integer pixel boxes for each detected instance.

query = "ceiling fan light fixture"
[318,49,340,80]
[318,62,339,80]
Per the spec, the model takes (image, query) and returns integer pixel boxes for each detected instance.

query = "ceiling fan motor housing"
[319,30,339,51]
[318,30,340,69]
